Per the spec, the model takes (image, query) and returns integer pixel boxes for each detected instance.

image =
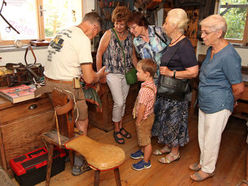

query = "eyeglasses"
[92,24,101,32]
[128,24,137,31]
[114,22,126,28]
[200,30,214,36]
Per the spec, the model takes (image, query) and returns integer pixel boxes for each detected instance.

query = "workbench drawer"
[0,97,52,125]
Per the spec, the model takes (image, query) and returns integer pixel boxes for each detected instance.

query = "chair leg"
[69,150,74,168]
[114,168,122,186]
[45,144,54,186]
[94,170,100,186]
[189,89,197,117]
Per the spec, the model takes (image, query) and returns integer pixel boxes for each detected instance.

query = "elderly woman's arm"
[96,30,111,71]
[160,65,199,79]
[232,82,245,101]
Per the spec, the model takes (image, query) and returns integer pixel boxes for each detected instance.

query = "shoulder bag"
[157,39,190,101]
[112,28,137,85]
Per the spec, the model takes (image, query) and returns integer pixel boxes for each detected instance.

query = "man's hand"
[97,66,108,82]
[99,77,107,84]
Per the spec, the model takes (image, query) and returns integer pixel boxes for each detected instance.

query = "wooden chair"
[65,135,125,186]
[42,88,126,186]
[41,88,75,186]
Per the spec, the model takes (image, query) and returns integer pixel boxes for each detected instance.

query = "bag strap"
[153,26,167,44]
[112,28,127,72]
[144,85,156,96]
[132,85,156,119]
[161,38,187,67]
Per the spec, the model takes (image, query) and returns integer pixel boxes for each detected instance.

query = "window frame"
[217,0,248,45]
[0,0,84,46]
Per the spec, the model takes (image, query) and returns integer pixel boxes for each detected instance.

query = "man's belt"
[45,76,73,84]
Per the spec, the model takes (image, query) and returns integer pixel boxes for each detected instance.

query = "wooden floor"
[33,114,247,186]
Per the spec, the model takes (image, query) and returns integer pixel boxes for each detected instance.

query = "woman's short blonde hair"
[200,14,227,38]
[167,8,189,34]
[111,6,131,23]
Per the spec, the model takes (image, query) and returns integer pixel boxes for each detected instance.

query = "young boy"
[130,59,157,171]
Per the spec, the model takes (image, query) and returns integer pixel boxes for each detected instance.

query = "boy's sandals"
[113,132,125,144]
[190,171,215,182]
[158,152,180,164]
[189,163,201,171]
[153,146,171,156]
[119,127,132,139]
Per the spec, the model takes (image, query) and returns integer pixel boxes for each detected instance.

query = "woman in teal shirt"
[190,14,244,182]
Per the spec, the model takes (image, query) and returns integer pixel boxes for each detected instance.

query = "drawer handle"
[29,104,37,110]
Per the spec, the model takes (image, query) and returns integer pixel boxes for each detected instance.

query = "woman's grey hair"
[200,14,227,38]
[167,8,189,34]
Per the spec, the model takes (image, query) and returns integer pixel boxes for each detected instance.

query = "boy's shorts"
[136,113,155,147]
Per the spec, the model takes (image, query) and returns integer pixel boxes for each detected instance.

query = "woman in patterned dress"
[152,8,198,163]
[96,6,137,144]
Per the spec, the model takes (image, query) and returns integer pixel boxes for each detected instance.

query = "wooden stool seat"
[65,135,125,186]
[65,135,125,170]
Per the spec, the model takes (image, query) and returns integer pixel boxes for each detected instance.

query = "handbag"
[112,28,137,85]
[158,76,190,101]
[157,39,190,101]
[125,68,137,85]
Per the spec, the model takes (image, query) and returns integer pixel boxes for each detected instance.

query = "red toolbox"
[9,146,66,186]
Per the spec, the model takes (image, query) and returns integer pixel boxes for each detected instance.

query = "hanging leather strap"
[24,45,37,66]
[54,95,74,146]
[54,111,62,146]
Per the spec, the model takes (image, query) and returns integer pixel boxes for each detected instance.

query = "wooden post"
[114,168,122,186]
[45,144,54,186]
[94,170,100,186]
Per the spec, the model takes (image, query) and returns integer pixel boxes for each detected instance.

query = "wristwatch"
[173,70,176,79]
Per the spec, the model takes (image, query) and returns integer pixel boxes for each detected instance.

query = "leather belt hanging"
[24,45,37,66]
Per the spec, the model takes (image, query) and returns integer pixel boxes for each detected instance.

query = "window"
[0,0,83,45]
[218,0,248,45]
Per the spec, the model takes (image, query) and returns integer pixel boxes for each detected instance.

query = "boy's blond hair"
[137,59,157,77]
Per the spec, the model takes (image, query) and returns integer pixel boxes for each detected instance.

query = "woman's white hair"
[167,8,189,34]
[200,14,227,37]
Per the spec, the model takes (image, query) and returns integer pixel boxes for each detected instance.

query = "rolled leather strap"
[55,97,74,115]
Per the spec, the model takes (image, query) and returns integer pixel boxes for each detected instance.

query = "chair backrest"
[51,89,75,138]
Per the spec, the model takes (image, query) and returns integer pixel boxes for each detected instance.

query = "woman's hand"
[160,66,172,77]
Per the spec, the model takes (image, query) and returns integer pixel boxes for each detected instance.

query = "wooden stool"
[65,135,125,186]
[41,89,75,186]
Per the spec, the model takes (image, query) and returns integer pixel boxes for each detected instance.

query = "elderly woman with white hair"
[189,14,244,182]
[152,8,198,163]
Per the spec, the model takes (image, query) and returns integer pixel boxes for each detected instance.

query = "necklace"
[117,31,126,39]
[169,34,183,46]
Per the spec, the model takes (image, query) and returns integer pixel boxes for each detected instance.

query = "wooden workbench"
[0,95,54,172]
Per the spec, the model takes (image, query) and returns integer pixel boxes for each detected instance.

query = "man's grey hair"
[200,14,227,37]
[83,12,102,27]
